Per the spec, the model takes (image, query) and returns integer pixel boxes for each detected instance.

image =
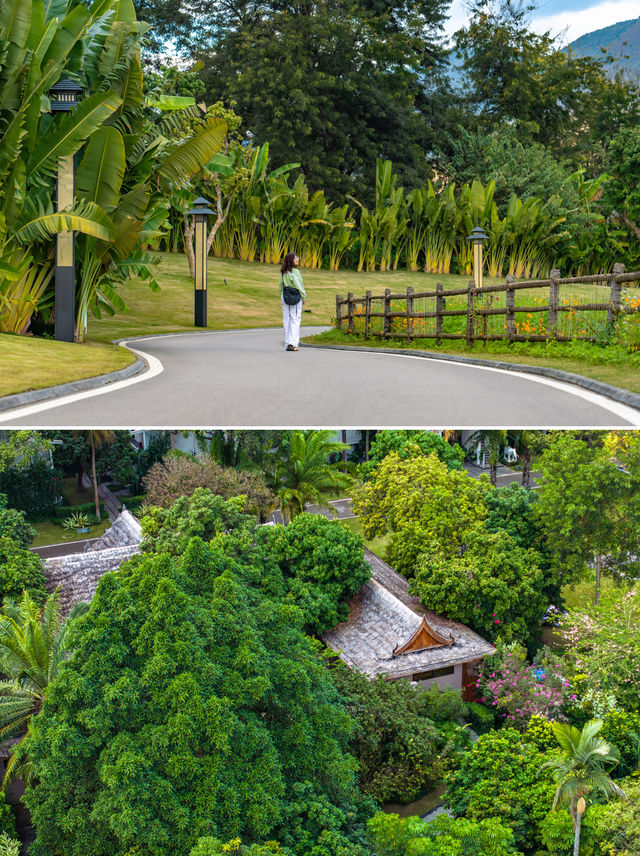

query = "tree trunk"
[91,442,100,521]
[184,214,195,277]
[573,811,582,856]
[521,449,531,489]
[341,430,348,470]
[365,430,370,462]
[595,554,602,605]
[489,460,497,487]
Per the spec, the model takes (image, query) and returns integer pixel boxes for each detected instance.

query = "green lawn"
[304,329,640,395]
[30,516,111,548]
[0,333,135,398]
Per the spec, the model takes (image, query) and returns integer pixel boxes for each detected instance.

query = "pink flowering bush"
[476,642,571,729]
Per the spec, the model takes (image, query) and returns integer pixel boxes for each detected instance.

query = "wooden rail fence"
[335,264,640,346]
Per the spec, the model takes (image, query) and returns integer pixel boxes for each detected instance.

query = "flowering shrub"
[477,643,571,728]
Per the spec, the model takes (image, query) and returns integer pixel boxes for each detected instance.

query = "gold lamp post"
[187,197,214,327]
[467,226,489,290]
[49,79,84,342]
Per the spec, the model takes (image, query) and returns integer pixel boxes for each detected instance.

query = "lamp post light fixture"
[467,226,489,290]
[187,196,214,327]
[49,79,84,342]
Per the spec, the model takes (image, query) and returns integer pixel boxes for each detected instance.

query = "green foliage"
[257,513,369,636]
[465,701,496,735]
[0,432,61,516]
[328,663,468,803]
[0,535,47,605]
[141,488,256,555]
[62,512,91,530]
[601,709,640,777]
[367,811,524,856]
[444,728,556,851]
[352,451,490,577]
[190,838,286,855]
[0,494,34,548]
[357,431,464,481]
[0,798,16,840]
[413,528,546,647]
[23,538,370,856]
[525,715,558,753]
[583,774,640,855]
[273,431,354,524]
[53,502,106,521]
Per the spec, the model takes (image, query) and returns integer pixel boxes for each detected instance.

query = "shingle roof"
[322,549,494,679]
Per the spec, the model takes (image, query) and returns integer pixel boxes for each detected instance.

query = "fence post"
[383,288,391,338]
[335,294,343,331]
[347,291,354,334]
[607,263,625,324]
[506,274,516,341]
[548,268,560,339]
[466,280,475,347]
[364,290,372,339]
[436,282,443,345]
[406,286,414,345]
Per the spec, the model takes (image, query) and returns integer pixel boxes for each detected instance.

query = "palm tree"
[72,430,115,520]
[0,590,76,787]
[542,719,626,856]
[509,430,546,489]
[274,430,354,523]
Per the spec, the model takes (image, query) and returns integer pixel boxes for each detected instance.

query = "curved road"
[1,326,638,427]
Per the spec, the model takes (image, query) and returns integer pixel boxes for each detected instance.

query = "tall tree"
[543,720,626,856]
[195,0,449,202]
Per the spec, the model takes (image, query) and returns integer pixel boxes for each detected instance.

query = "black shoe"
[286,344,295,351]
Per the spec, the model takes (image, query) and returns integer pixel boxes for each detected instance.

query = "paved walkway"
[0,327,637,427]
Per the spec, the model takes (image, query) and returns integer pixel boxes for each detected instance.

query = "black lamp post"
[49,79,83,342]
[187,197,214,327]
[466,226,489,289]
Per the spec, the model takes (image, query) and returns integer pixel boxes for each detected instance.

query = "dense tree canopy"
[357,431,465,481]
[23,537,371,856]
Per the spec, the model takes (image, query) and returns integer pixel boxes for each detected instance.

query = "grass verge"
[0,334,135,398]
[302,329,640,395]
[30,517,112,548]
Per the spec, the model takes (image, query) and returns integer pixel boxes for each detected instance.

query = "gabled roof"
[322,549,494,679]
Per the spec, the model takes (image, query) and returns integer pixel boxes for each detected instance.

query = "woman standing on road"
[279,252,306,351]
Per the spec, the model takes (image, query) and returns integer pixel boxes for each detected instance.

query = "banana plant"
[326,205,356,271]
[455,179,496,275]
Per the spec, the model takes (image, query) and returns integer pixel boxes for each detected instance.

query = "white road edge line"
[0,342,163,424]
[374,351,640,426]
[0,331,638,426]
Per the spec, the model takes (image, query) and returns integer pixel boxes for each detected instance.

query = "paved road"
[1,326,638,427]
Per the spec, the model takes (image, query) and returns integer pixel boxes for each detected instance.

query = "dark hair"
[280,252,297,274]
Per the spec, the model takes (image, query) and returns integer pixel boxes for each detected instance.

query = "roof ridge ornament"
[392,615,455,657]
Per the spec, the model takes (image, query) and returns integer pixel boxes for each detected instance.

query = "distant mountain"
[568,17,640,76]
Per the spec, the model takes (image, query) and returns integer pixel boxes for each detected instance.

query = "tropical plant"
[62,512,90,531]
[0,590,73,788]
[274,430,354,523]
[466,429,507,486]
[542,719,626,856]
[352,160,407,272]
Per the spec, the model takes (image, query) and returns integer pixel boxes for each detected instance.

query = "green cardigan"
[279,268,306,300]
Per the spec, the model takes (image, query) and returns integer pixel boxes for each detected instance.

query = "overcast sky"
[444,0,639,44]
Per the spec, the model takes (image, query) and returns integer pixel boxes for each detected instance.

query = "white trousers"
[281,297,302,347]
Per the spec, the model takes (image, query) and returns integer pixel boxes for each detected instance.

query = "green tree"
[23,537,369,856]
[352,451,490,577]
[78,431,115,521]
[0,495,34,549]
[604,126,640,260]
[467,430,507,486]
[141,488,256,555]
[444,728,556,851]
[357,431,464,481]
[411,528,546,647]
[274,431,354,523]
[542,719,626,856]
[0,535,47,606]
[0,432,61,516]
[367,811,524,856]
[328,662,468,804]
[198,0,449,202]
[535,433,640,602]
[258,513,369,635]
[0,590,73,787]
